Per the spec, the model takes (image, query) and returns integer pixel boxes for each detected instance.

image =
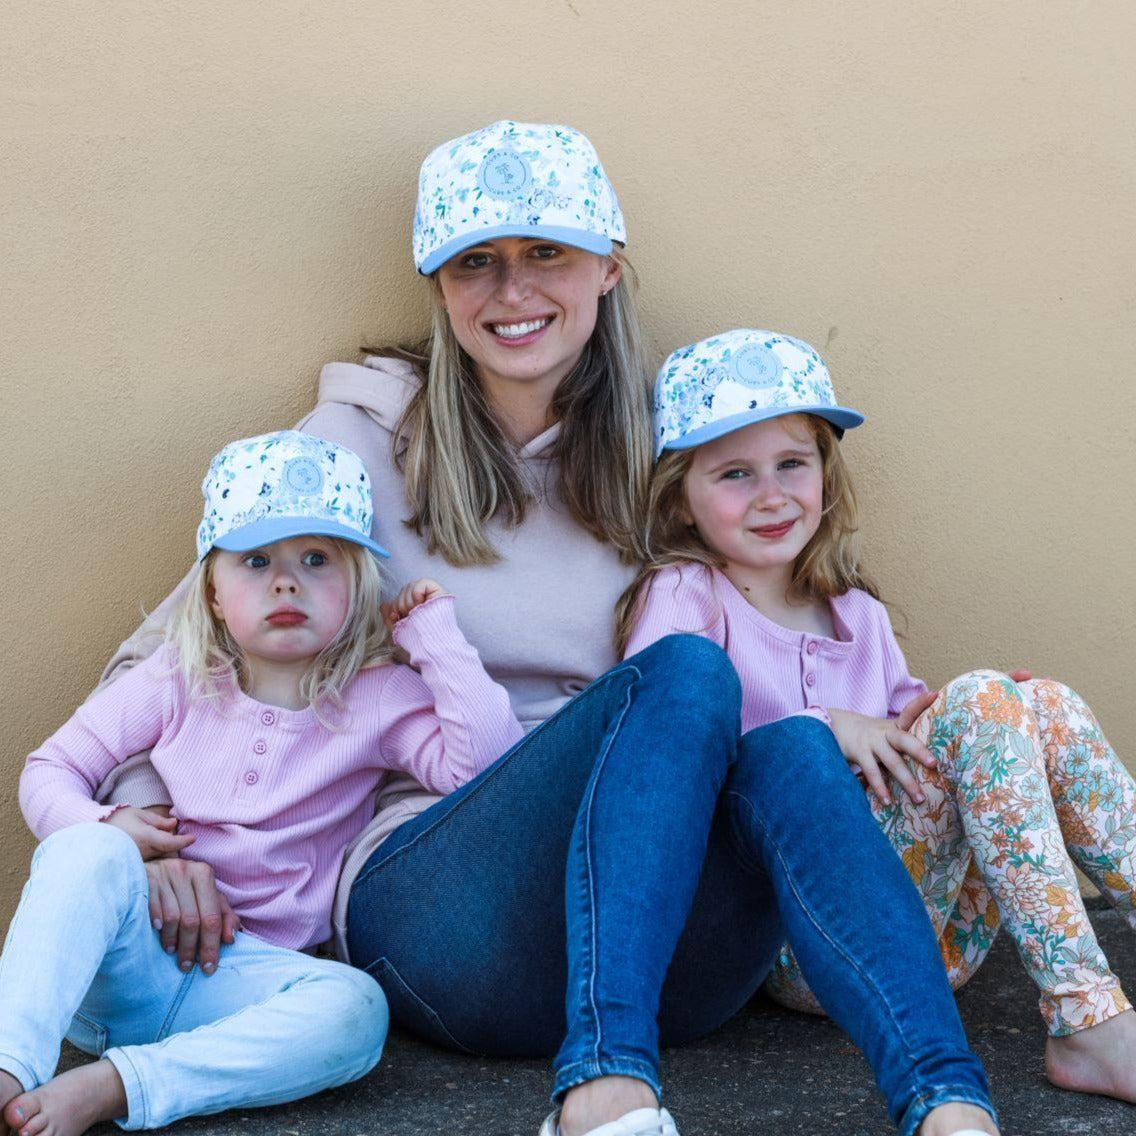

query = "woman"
[100,121,999,1136]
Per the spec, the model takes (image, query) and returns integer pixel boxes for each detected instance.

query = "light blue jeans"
[0,823,387,1129]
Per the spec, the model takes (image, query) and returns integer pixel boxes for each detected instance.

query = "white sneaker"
[538,1106,680,1136]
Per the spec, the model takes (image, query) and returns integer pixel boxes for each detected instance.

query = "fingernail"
[916,794,925,803]
[180,960,193,972]
[165,945,176,954]
[203,961,215,974]
[13,1106,25,1121]
[152,918,163,931]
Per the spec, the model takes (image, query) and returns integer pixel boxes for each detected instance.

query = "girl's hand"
[827,693,937,806]
[380,578,449,629]
[145,857,240,975]
[104,806,195,860]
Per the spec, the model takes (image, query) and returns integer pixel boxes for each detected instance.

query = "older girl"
[98,123,998,1136]
[622,327,1136,1107]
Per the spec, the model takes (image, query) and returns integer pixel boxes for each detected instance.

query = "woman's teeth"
[492,317,551,338]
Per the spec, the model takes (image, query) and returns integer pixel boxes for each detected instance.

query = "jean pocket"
[366,956,476,1054]
[66,1010,109,1056]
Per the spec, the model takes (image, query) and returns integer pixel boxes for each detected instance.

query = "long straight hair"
[377,253,653,566]
[614,415,880,654]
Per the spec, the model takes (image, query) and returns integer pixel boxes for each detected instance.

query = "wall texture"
[3,2,1133,922]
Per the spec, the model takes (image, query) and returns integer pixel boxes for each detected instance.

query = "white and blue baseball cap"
[653,329,865,457]
[196,431,389,561]
[413,120,626,275]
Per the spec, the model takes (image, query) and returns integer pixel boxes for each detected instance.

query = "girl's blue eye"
[243,553,269,569]
[302,551,328,567]
[721,469,749,480]
[531,244,560,260]
[460,251,491,269]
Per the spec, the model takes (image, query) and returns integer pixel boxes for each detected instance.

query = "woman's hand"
[827,690,938,806]
[381,578,449,629]
[145,857,240,975]
[104,806,195,860]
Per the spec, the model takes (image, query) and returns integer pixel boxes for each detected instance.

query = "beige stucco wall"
[3,2,1134,924]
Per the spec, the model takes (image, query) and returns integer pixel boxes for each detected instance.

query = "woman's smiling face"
[435,237,621,408]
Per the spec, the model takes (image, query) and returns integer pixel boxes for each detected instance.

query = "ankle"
[559,1076,658,1136]
[918,1101,998,1136]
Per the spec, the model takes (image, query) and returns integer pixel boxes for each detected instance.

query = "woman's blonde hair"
[168,539,393,726]
[615,414,879,654]
[372,252,652,567]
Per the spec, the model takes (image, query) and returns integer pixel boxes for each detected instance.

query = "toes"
[3,1093,40,1136]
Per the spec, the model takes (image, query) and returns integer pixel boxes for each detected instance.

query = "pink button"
[244,771,259,785]
[806,641,818,655]
[261,711,276,726]
[253,740,267,755]
[805,672,816,687]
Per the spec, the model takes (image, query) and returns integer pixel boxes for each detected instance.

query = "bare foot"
[1045,1007,1136,1103]
[3,1061,126,1136]
[559,1075,658,1136]
[1,1071,25,1136]
[919,1101,999,1135]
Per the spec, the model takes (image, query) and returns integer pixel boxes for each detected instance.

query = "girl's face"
[682,415,825,585]
[208,536,352,672]
[436,237,621,410]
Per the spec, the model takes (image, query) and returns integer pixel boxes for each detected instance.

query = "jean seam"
[104,1047,147,1129]
[725,787,921,1076]
[155,968,200,1041]
[573,664,641,1072]
[900,1087,998,1136]
[365,955,475,1054]
[352,663,642,890]
[553,1055,661,1101]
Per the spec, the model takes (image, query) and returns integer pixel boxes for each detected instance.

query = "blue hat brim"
[204,517,390,561]
[659,405,865,456]
[418,224,615,275]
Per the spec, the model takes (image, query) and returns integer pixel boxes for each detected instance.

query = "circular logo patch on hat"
[732,344,783,389]
[478,150,532,199]
[283,457,324,495]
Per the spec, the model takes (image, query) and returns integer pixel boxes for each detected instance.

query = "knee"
[34,822,141,887]
[937,669,1031,729]
[1018,676,1083,711]
[736,715,848,795]
[632,633,741,723]
[309,965,389,1080]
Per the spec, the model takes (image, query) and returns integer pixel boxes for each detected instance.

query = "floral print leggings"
[764,671,1136,1035]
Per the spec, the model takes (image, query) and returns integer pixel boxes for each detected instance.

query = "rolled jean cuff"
[899,1087,998,1136]
[552,1056,661,1104]
[104,1048,147,1130]
[0,1054,36,1094]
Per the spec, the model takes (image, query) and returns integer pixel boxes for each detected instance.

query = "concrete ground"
[65,903,1134,1136]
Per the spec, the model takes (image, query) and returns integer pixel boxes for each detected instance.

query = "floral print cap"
[413,120,626,275]
[195,431,389,561]
[653,329,865,457]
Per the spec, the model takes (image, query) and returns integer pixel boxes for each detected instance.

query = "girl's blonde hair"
[371,252,652,567]
[168,539,393,725]
[615,414,880,655]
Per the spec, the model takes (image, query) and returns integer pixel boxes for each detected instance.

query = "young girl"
[619,328,1136,1106]
[0,430,521,1136]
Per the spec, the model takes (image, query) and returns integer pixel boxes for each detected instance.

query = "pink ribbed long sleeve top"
[625,564,928,731]
[21,596,522,951]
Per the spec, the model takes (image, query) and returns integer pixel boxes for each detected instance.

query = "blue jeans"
[0,823,387,1129]
[347,636,996,1135]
